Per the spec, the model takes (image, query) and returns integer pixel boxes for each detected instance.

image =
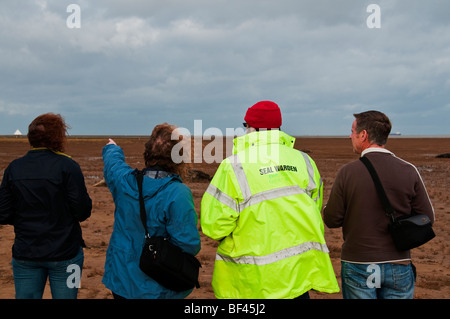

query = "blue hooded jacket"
[102,144,201,299]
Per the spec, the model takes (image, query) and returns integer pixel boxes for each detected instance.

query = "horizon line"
[2,134,450,139]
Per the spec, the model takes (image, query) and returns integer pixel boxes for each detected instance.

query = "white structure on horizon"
[14,129,22,137]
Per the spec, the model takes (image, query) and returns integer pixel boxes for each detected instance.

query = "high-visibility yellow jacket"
[200,130,339,299]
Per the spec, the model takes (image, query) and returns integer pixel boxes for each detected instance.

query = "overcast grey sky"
[1,0,449,136]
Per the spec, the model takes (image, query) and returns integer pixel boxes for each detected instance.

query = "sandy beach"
[0,136,449,299]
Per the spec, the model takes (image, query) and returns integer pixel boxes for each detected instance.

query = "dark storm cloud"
[0,0,449,135]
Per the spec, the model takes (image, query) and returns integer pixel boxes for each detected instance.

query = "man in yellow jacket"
[201,101,339,299]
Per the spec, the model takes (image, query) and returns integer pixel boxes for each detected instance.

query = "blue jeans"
[12,247,84,299]
[341,261,415,299]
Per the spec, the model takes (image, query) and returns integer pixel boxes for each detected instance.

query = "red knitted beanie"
[244,101,282,129]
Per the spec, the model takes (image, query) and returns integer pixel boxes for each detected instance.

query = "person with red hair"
[0,113,92,299]
[27,113,69,153]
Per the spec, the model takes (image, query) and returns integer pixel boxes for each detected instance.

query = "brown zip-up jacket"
[323,148,435,263]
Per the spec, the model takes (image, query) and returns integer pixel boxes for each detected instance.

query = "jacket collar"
[143,167,177,180]
[30,147,72,158]
[361,147,394,157]
[232,130,295,154]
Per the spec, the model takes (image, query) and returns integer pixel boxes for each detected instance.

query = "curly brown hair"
[27,113,69,153]
[143,123,190,179]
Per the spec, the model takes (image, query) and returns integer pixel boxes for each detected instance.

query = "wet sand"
[0,136,449,299]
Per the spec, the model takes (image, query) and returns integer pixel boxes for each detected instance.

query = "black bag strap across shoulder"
[135,169,150,237]
[359,156,396,222]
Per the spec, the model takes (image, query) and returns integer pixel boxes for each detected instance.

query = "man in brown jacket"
[323,110,435,299]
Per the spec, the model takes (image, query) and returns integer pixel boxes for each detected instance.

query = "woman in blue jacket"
[102,123,201,299]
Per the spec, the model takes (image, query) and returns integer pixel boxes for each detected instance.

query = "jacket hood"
[124,169,182,200]
[232,130,296,154]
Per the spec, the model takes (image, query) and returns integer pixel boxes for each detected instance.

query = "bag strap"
[135,169,149,237]
[359,156,396,222]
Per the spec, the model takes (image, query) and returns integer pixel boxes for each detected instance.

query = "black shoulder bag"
[360,156,435,251]
[135,170,201,291]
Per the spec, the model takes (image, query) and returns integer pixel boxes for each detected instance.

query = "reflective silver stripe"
[216,241,330,266]
[208,151,321,211]
[309,178,323,202]
[208,152,321,212]
[208,184,311,213]
[301,152,317,198]
[239,185,305,211]
[205,184,238,212]
[310,178,323,203]
[230,154,251,199]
